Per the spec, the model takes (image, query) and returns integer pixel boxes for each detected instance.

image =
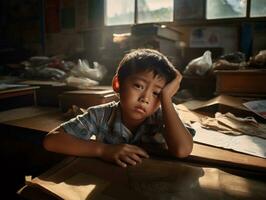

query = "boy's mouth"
[134,106,146,114]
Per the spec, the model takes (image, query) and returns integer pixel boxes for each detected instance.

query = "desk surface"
[1,106,266,173]
[19,156,266,200]
[0,106,63,132]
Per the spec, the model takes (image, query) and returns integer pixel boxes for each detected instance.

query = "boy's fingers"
[175,68,181,75]
[139,151,149,158]
[122,156,137,166]
[175,70,182,81]
[134,149,149,158]
[130,154,142,163]
[117,159,127,168]
[131,146,149,158]
[140,148,149,157]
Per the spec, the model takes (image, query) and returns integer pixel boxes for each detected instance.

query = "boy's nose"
[139,90,151,104]
[140,97,149,104]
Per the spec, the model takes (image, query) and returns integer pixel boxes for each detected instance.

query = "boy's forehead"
[130,70,167,84]
[135,69,165,79]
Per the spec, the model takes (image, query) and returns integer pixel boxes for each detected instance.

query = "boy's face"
[119,70,166,129]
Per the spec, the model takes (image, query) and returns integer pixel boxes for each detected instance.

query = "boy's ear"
[112,75,120,93]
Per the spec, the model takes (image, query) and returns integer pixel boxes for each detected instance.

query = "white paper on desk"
[192,122,266,158]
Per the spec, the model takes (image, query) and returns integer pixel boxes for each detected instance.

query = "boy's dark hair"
[116,49,176,84]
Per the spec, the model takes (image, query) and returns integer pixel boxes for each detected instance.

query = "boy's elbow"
[172,150,190,158]
[42,135,53,151]
[170,145,193,158]
[43,133,59,152]
[43,128,63,152]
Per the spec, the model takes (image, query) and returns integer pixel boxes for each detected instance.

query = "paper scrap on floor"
[192,122,266,158]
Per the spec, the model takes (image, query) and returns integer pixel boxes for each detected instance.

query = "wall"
[1,0,265,65]
[0,0,95,57]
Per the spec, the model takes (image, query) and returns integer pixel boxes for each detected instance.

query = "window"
[104,0,266,26]
[206,0,266,19]
[250,0,266,17]
[105,0,134,26]
[104,0,174,26]
[206,0,247,19]
[175,0,204,20]
[137,0,174,24]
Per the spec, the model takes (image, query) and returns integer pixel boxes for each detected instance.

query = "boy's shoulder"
[87,101,118,113]
[87,101,118,124]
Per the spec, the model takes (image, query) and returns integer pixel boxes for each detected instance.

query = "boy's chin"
[128,114,147,122]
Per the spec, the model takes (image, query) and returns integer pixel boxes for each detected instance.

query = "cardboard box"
[182,94,258,119]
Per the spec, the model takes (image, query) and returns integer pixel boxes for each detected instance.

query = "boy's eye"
[134,83,143,89]
[153,91,160,97]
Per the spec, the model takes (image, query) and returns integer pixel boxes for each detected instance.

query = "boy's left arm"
[160,70,193,158]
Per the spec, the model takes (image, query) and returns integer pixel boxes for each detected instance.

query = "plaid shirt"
[61,101,166,144]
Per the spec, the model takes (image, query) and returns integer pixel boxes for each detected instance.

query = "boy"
[43,49,193,168]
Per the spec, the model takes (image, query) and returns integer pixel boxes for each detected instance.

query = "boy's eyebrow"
[133,76,164,89]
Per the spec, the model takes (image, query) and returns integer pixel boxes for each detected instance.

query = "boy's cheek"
[151,103,161,112]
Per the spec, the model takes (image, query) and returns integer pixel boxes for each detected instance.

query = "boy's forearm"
[43,129,106,158]
[43,129,149,168]
[161,96,193,157]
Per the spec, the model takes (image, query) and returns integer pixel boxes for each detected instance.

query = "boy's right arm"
[43,127,149,167]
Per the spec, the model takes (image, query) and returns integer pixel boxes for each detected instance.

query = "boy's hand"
[100,144,149,168]
[161,69,182,100]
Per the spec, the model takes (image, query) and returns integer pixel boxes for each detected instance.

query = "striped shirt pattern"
[61,101,165,144]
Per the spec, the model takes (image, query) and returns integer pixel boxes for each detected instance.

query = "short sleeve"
[60,107,100,140]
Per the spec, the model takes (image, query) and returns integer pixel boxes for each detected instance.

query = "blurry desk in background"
[1,106,266,174]
[0,106,64,133]
[215,70,266,97]
[0,86,39,111]
[19,80,72,107]
[18,80,117,108]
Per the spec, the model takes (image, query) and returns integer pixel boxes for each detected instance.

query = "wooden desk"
[0,106,64,132]
[19,156,266,200]
[215,69,266,97]
[1,106,266,174]
[0,86,39,111]
[0,86,39,98]
[19,80,72,107]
